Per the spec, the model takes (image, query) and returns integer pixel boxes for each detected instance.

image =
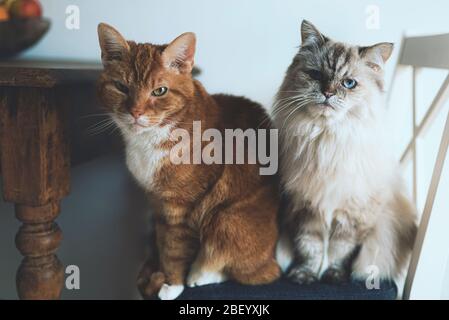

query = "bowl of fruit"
[0,0,49,58]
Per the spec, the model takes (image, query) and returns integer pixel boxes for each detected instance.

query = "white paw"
[187,270,227,287]
[158,284,184,300]
[276,234,294,273]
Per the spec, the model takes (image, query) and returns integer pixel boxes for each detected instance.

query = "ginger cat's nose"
[130,109,144,119]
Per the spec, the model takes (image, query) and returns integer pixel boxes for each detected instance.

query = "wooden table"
[0,60,102,299]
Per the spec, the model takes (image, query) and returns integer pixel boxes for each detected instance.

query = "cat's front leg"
[322,215,358,284]
[156,203,198,300]
[288,218,324,285]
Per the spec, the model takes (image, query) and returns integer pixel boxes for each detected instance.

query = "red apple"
[10,0,42,18]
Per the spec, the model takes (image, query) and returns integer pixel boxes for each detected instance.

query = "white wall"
[26,0,449,107]
[22,0,449,299]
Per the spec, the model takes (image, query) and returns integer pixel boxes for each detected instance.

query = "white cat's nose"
[323,91,335,99]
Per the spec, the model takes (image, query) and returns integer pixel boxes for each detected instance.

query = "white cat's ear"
[360,42,394,71]
[163,32,196,74]
[98,23,130,65]
[301,20,327,45]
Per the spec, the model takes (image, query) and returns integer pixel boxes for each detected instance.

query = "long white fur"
[274,77,415,281]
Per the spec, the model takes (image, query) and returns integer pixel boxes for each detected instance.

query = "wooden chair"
[388,32,449,299]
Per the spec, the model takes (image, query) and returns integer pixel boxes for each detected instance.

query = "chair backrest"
[389,33,449,299]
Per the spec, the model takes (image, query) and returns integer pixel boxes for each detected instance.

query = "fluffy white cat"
[273,20,417,285]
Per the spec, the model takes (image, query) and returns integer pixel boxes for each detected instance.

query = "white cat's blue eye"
[342,79,357,89]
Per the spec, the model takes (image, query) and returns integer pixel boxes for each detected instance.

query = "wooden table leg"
[0,86,70,300]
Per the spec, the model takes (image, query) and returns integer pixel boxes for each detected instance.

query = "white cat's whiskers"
[272,95,314,125]
[271,96,309,118]
[281,100,311,130]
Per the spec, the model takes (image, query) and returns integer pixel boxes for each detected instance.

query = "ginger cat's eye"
[114,81,129,94]
[152,87,168,97]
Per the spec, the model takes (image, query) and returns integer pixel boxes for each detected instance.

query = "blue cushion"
[177,277,397,300]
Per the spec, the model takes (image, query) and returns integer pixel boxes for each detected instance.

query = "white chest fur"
[124,126,172,190]
[282,119,395,215]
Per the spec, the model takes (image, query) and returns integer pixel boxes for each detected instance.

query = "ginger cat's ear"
[98,23,130,65]
[162,32,196,74]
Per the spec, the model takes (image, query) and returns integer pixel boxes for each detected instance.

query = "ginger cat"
[97,23,280,300]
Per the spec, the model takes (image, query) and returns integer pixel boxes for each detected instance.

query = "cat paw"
[137,271,165,299]
[187,270,227,287]
[158,283,184,300]
[288,266,318,285]
[321,267,348,284]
